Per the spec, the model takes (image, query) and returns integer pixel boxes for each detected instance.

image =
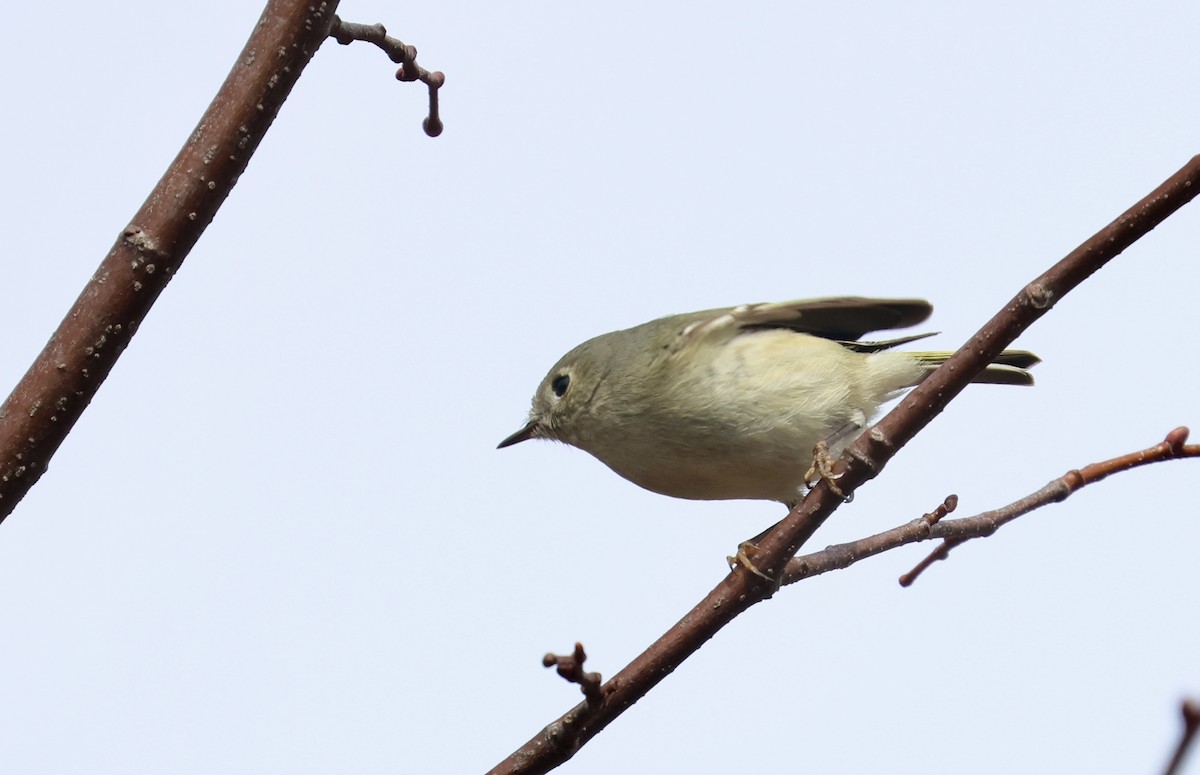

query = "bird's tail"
[911,349,1041,386]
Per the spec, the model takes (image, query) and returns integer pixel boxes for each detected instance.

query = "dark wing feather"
[733,297,933,341]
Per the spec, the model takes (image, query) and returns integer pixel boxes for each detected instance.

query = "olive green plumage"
[500,297,1038,503]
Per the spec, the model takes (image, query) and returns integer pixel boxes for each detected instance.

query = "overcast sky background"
[1,2,1198,773]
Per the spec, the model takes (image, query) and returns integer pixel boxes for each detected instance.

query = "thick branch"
[777,427,1200,586]
[0,0,340,525]
[488,155,1200,774]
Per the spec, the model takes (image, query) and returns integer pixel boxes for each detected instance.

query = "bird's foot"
[804,439,849,501]
[727,541,777,583]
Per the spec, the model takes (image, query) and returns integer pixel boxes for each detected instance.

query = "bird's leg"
[804,413,867,501]
[803,438,846,499]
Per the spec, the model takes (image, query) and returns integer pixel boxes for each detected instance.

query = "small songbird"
[499,297,1038,505]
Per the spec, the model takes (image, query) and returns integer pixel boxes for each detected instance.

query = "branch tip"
[1164,697,1200,775]
[898,538,960,587]
[1183,698,1200,729]
[1165,426,1190,454]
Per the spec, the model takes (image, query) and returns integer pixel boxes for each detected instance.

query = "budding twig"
[783,495,957,584]
[329,16,446,137]
[777,427,1199,587]
[899,426,1198,585]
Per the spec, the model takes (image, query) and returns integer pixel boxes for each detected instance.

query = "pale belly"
[570,330,919,503]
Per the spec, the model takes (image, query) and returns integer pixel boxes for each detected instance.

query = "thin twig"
[782,495,958,584]
[487,157,1200,775]
[900,425,1196,585]
[329,15,445,137]
[1163,699,1200,775]
[775,427,1200,586]
[0,0,339,525]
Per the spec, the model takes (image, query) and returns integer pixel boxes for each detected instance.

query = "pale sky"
[1,1,1198,773]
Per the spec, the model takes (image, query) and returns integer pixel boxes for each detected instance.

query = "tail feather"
[912,349,1040,386]
[987,350,1041,370]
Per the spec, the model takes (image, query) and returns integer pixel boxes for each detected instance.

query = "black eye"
[551,374,570,397]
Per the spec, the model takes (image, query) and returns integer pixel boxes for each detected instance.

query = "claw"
[728,541,777,582]
[803,439,847,499]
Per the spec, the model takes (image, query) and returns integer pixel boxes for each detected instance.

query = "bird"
[499,297,1038,505]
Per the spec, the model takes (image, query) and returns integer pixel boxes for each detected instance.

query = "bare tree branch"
[775,426,1200,587]
[0,3,446,526]
[487,154,1200,775]
[329,15,446,136]
[0,0,342,525]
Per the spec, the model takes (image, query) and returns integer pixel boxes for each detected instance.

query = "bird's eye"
[551,374,570,397]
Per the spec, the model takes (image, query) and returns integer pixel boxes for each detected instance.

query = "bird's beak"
[497,420,539,449]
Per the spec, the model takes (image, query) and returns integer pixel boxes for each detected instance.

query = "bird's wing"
[733,297,933,339]
[672,297,933,352]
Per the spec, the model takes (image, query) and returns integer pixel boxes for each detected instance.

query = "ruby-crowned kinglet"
[498,297,1038,504]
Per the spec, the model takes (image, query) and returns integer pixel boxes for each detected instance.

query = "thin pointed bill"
[497,420,539,449]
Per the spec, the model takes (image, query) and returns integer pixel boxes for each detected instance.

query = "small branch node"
[846,443,880,475]
[923,494,958,525]
[1024,281,1055,310]
[544,642,604,704]
[1165,426,1190,454]
[866,425,894,450]
[1061,468,1085,491]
